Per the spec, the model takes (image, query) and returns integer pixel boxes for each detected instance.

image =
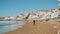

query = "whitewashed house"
[18,13,29,19]
[50,9,59,18]
[4,16,10,20]
[4,16,16,20]
[9,16,16,20]
[28,13,39,20]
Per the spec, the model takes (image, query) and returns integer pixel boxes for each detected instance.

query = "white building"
[9,16,16,20]
[28,15,38,20]
[18,13,29,19]
[4,16,10,20]
[58,0,60,9]
[50,9,59,18]
[4,16,16,20]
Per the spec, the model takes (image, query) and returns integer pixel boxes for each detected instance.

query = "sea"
[0,20,26,34]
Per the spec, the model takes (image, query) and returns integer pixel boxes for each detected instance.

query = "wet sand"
[5,20,60,34]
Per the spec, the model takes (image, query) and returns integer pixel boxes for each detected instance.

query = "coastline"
[5,20,59,34]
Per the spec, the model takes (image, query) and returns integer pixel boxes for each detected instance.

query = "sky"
[0,0,58,17]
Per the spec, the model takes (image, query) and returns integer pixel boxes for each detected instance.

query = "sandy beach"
[5,20,60,34]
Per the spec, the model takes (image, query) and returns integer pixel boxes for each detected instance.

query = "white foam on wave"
[0,21,26,34]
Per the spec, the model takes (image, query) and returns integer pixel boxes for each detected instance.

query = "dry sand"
[5,20,60,34]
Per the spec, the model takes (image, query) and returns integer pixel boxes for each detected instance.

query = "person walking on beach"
[33,20,35,25]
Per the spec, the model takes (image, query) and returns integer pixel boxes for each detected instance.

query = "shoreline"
[4,20,60,34]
